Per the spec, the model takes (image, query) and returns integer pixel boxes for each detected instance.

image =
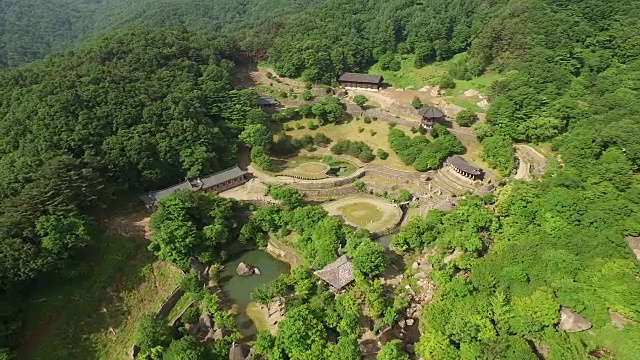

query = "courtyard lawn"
[339,202,384,227]
[282,119,414,170]
[18,231,183,360]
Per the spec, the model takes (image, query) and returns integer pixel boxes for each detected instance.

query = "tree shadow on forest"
[232,57,259,90]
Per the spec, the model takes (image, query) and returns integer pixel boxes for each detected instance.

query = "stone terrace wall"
[157,287,185,319]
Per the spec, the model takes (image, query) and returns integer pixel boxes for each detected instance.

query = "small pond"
[375,231,398,249]
[220,250,289,337]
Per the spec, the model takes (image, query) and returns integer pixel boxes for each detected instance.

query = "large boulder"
[558,307,592,332]
[236,262,254,276]
[128,345,140,359]
[626,236,640,260]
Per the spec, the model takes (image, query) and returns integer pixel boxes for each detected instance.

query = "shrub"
[353,95,368,108]
[298,104,313,118]
[313,133,331,146]
[410,126,419,133]
[370,130,377,136]
[295,121,302,129]
[305,82,313,90]
[284,125,294,131]
[358,127,365,133]
[301,90,313,101]
[377,149,389,160]
[250,147,274,171]
[388,122,396,128]
[363,117,372,124]
[182,307,200,324]
[411,96,423,109]
[359,148,375,162]
[307,120,316,130]
[438,73,456,89]
[354,180,367,192]
[266,72,274,79]
[456,110,477,127]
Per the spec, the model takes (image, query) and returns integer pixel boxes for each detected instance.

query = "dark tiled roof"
[419,106,444,118]
[338,73,383,84]
[447,156,483,176]
[199,166,246,190]
[142,166,246,205]
[314,255,355,290]
[257,96,279,106]
[149,181,195,202]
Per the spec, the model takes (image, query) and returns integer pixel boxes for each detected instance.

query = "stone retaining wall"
[299,184,359,198]
[267,240,300,267]
[157,287,185,319]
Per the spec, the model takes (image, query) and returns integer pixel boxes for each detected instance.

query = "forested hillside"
[0,0,322,67]
[1,0,640,358]
[0,27,262,350]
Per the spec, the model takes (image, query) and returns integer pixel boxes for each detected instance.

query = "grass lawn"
[573,324,640,360]
[446,97,487,113]
[245,302,270,333]
[368,54,447,89]
[18,231,182,360]
[448,72,502,96]
[282,119,414,170]
[339,202,384,227]
[166,291,200,324]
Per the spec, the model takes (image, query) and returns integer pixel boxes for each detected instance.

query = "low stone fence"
[274,173,328,181]
[299,184,359,198]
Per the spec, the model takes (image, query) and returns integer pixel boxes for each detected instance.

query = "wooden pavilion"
[338,73,383,91]
[314,255,355,292]
[257,96,279,109]
[446,156,484,180]
[419,106,445,131]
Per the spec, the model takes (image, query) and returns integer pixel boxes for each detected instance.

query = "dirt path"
[514,145,548,180]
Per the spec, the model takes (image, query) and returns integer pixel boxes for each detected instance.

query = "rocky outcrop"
[610,310,636,329]
[236,262,256,276]
[128,345,140,359]
[626,236,640,260]
[558,307,592,332]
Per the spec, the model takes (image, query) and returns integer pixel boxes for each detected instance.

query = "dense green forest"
[0,0,322,67]
[0,27,265,352]
[2,0,640,358]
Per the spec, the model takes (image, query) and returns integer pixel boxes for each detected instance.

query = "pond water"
[375,231,398,249]
[220,249,289,336]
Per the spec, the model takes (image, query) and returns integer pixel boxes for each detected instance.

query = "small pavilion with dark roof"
[338,73,384,91]
[257,96,279,109]
[314,255,355,292]
[419,106,445,131]
[446,156,484,180]
[140,166,248,210]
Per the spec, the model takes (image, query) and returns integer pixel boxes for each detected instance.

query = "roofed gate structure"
[314,255,355,292]
[140,166,248,210]
[338,73,384,91]
[446,156,484,180]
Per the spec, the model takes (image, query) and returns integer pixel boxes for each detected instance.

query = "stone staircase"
[429,167,476,195]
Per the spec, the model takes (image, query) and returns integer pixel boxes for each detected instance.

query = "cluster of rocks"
[236,262,261,276]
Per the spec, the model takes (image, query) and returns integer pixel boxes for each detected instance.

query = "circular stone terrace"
[323,195,402,233]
